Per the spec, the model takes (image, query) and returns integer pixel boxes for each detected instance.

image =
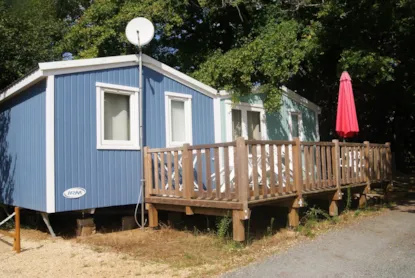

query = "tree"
[0,0,92,89]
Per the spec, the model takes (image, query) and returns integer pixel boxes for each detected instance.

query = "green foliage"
[0,0,66,88]
[266,217,275,237]
[297,206,335,238]
[193,20,315,111]
[345,188,352,211]
[216,215,232,239]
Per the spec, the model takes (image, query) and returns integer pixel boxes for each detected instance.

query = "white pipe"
[139,47,146,229]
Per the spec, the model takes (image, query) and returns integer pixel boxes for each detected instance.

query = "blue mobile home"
[0,55,220,214]
[0,54,320,216]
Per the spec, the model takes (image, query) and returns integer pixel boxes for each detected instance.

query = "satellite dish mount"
[125,17,155,229]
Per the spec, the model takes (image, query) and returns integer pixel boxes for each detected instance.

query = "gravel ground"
[0,233,183,277]
[224,200,415,278]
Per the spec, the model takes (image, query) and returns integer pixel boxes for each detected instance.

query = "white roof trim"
[142,55,217,97]
[0,69,44,103]
[219,86,321,113]
[1,54,218,104]
[281,86,321,114]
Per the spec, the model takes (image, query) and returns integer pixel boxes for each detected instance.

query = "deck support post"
[288,207,299,228]
[232,210,247,242]
[358,194,367,208]
[146,204,159,228]
[13,207,20,253]
[287,197,302,228]
[329,200,338,216]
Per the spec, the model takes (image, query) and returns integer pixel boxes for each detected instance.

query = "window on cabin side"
[289,111,303,140]
[165,92,193,147]
[171,100,186,142]
[96,82,139,150]
[247,111,261,140]
[104,93,130,140]
[231,109,242,140]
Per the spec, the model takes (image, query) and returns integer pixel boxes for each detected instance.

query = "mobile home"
[0,55,218,214]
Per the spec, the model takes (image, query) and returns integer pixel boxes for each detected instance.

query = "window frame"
[225,101,267,142]
[96,82,140,150]
[288,110,304,141]
[165,92,193,147]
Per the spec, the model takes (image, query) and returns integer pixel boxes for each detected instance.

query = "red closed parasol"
[336,71,359,138]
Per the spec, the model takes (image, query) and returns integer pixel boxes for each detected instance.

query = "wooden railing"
[144,138,392,206]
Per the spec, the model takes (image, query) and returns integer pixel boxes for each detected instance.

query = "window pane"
[291,114,299,138]
[232,109,242,140]
[171,100,186,142]
[247,111,261,140]
[104,93,130,140]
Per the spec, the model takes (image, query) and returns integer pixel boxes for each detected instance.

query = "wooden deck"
[144,137,392,241]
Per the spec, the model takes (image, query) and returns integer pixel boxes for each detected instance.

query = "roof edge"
[1,54,218,104]
[219,87,321,113]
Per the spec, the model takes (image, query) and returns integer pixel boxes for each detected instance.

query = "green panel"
[220,93,319,142]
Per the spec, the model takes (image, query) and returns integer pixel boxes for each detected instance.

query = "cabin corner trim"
[46,75,55,213]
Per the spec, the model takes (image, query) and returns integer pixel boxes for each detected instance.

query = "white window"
[226,101,267,142]
[247,110,261,140]
[165,92,193,147]
[96,82,140,150]
[288,110,303,140]
[231,109,242,140]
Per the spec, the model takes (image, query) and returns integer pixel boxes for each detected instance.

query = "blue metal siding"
[0,81,46,211]
[54,66,215,212]
[143,67,215,148]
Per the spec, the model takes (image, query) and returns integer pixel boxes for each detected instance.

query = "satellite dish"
[125,17,155,47]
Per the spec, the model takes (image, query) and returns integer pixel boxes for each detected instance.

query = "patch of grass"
[297,207,341,238]
[74,204,388,277]
[266,217,275,237]
[216,215,232,239]
[345,187,352,211]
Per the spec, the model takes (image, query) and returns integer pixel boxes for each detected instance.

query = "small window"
[232,109,242,140]
[289,111,303,140]
[165,92,192,147]
[96,82,139,150]
[104,93,130,140]
[247,111,261,140]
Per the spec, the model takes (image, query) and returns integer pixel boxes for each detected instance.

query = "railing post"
[182,143,193,200]
[233,137,249,241]
[143,146,152,199]
[332,140,342,196]
[236,137,249,216]
[385,142,392,180]
[293,137,303,203]
[330,140,342,216]
[361,141,371,208]
[363,141,371,193]
[287,138,304,228]
[385,142,393,200]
